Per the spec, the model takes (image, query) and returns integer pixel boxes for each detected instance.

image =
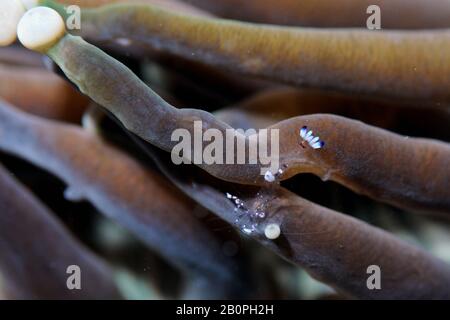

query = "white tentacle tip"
[17,6,66,52]
[0,0,26,46]
[264,223,281,240]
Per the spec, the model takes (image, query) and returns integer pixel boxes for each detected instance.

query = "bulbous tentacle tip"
[17,6,66,53]
[0,0,26,47]
[264,223,281,240]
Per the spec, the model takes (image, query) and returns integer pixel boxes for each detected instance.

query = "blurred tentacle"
[214,88,450,141]
[181,0,450,29]
[0,63,89,122]
[0,46,44,67]
[0,163,121,299]
[0,99,249,299]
